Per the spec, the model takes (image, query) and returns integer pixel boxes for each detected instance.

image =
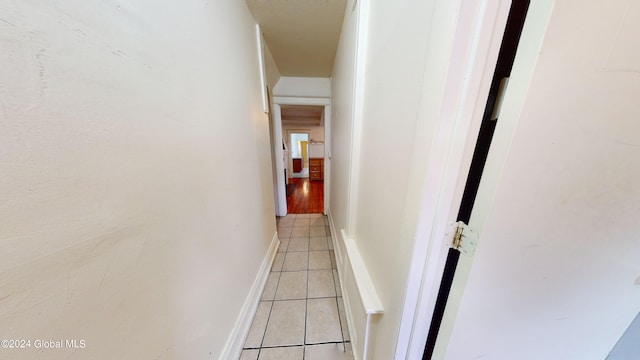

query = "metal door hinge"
[490,77,510,121]
[447,221,479,256]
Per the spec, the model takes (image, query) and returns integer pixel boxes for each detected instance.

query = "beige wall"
[330,0,463,358]
[264,42,281,216]
[0,1,275,359]
[354,1,466,358]
[444,0,640,357]
[329,0,363,353]
[264,41,281,92]
[332,0,640,358]
[330,0,358,244]
[273,77,331,98]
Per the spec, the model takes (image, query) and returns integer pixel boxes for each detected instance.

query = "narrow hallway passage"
[240,214,353,360]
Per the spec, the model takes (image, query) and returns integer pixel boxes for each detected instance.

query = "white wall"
[264,41,281,214]
[330,0,358,249]
[273,76,331,98]
[0,1,275,359]
[263,40,282,216]
[329,1,362,353]
[353,1,463,358]
[330,0,463,358]
[263,41,281,93]
[443,0,640,358]
[333,0,640,358]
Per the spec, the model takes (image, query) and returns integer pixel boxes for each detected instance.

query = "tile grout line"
[269,214,350,359]
[271,295,338,301]
[254,241,286,357]
[249,217,290,359]
[254,341,348,350]
[303,225,310,360]
[255,299,274,358]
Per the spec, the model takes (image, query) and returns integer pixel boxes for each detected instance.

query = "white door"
[437,1,640,359]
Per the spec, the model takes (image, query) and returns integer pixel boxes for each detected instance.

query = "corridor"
[240,214,352,360]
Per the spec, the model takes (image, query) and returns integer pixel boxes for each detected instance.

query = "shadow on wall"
[607,311,640,359]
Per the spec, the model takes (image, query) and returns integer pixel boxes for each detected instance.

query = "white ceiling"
[281,105,324,127]
[246,0,348,77]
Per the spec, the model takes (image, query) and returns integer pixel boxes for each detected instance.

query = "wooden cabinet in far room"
[309,158,324,181]
[292,158,303,173]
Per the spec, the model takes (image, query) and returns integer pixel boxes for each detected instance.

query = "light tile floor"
[240,214,353,360]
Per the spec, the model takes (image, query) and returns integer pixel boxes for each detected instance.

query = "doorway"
[271,100,331,216]
[289,132,310,178]
[284,126,323,213]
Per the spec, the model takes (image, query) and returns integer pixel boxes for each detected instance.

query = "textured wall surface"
[0,1,275,358]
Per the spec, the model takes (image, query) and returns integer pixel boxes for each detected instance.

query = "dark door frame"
[422,2,531,359]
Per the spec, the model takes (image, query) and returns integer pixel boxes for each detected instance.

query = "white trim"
[328,209,343,270]
[341,230,383,360]
[433,2,556,357]
[341,230,384,315]
[272,104,287,216]
[342,282,360,360]
[219,232,279,360]
[272,96,330,106]
[328,210,359,360]
[345,0,369,237]
[255,25,269,113]
[272,96,332,214]
[330,205,384,360]
[323,104,331,215]
[394,0,513,359]
[326,2,372,357]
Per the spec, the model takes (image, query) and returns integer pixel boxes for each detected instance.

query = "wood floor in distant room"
[286,178,324,214]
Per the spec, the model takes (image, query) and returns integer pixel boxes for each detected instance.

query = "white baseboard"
[343,288,361,360]
[328,211,384,360]
[327,211,360,360]
[327,210,342,269]
[219,232,279,360]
